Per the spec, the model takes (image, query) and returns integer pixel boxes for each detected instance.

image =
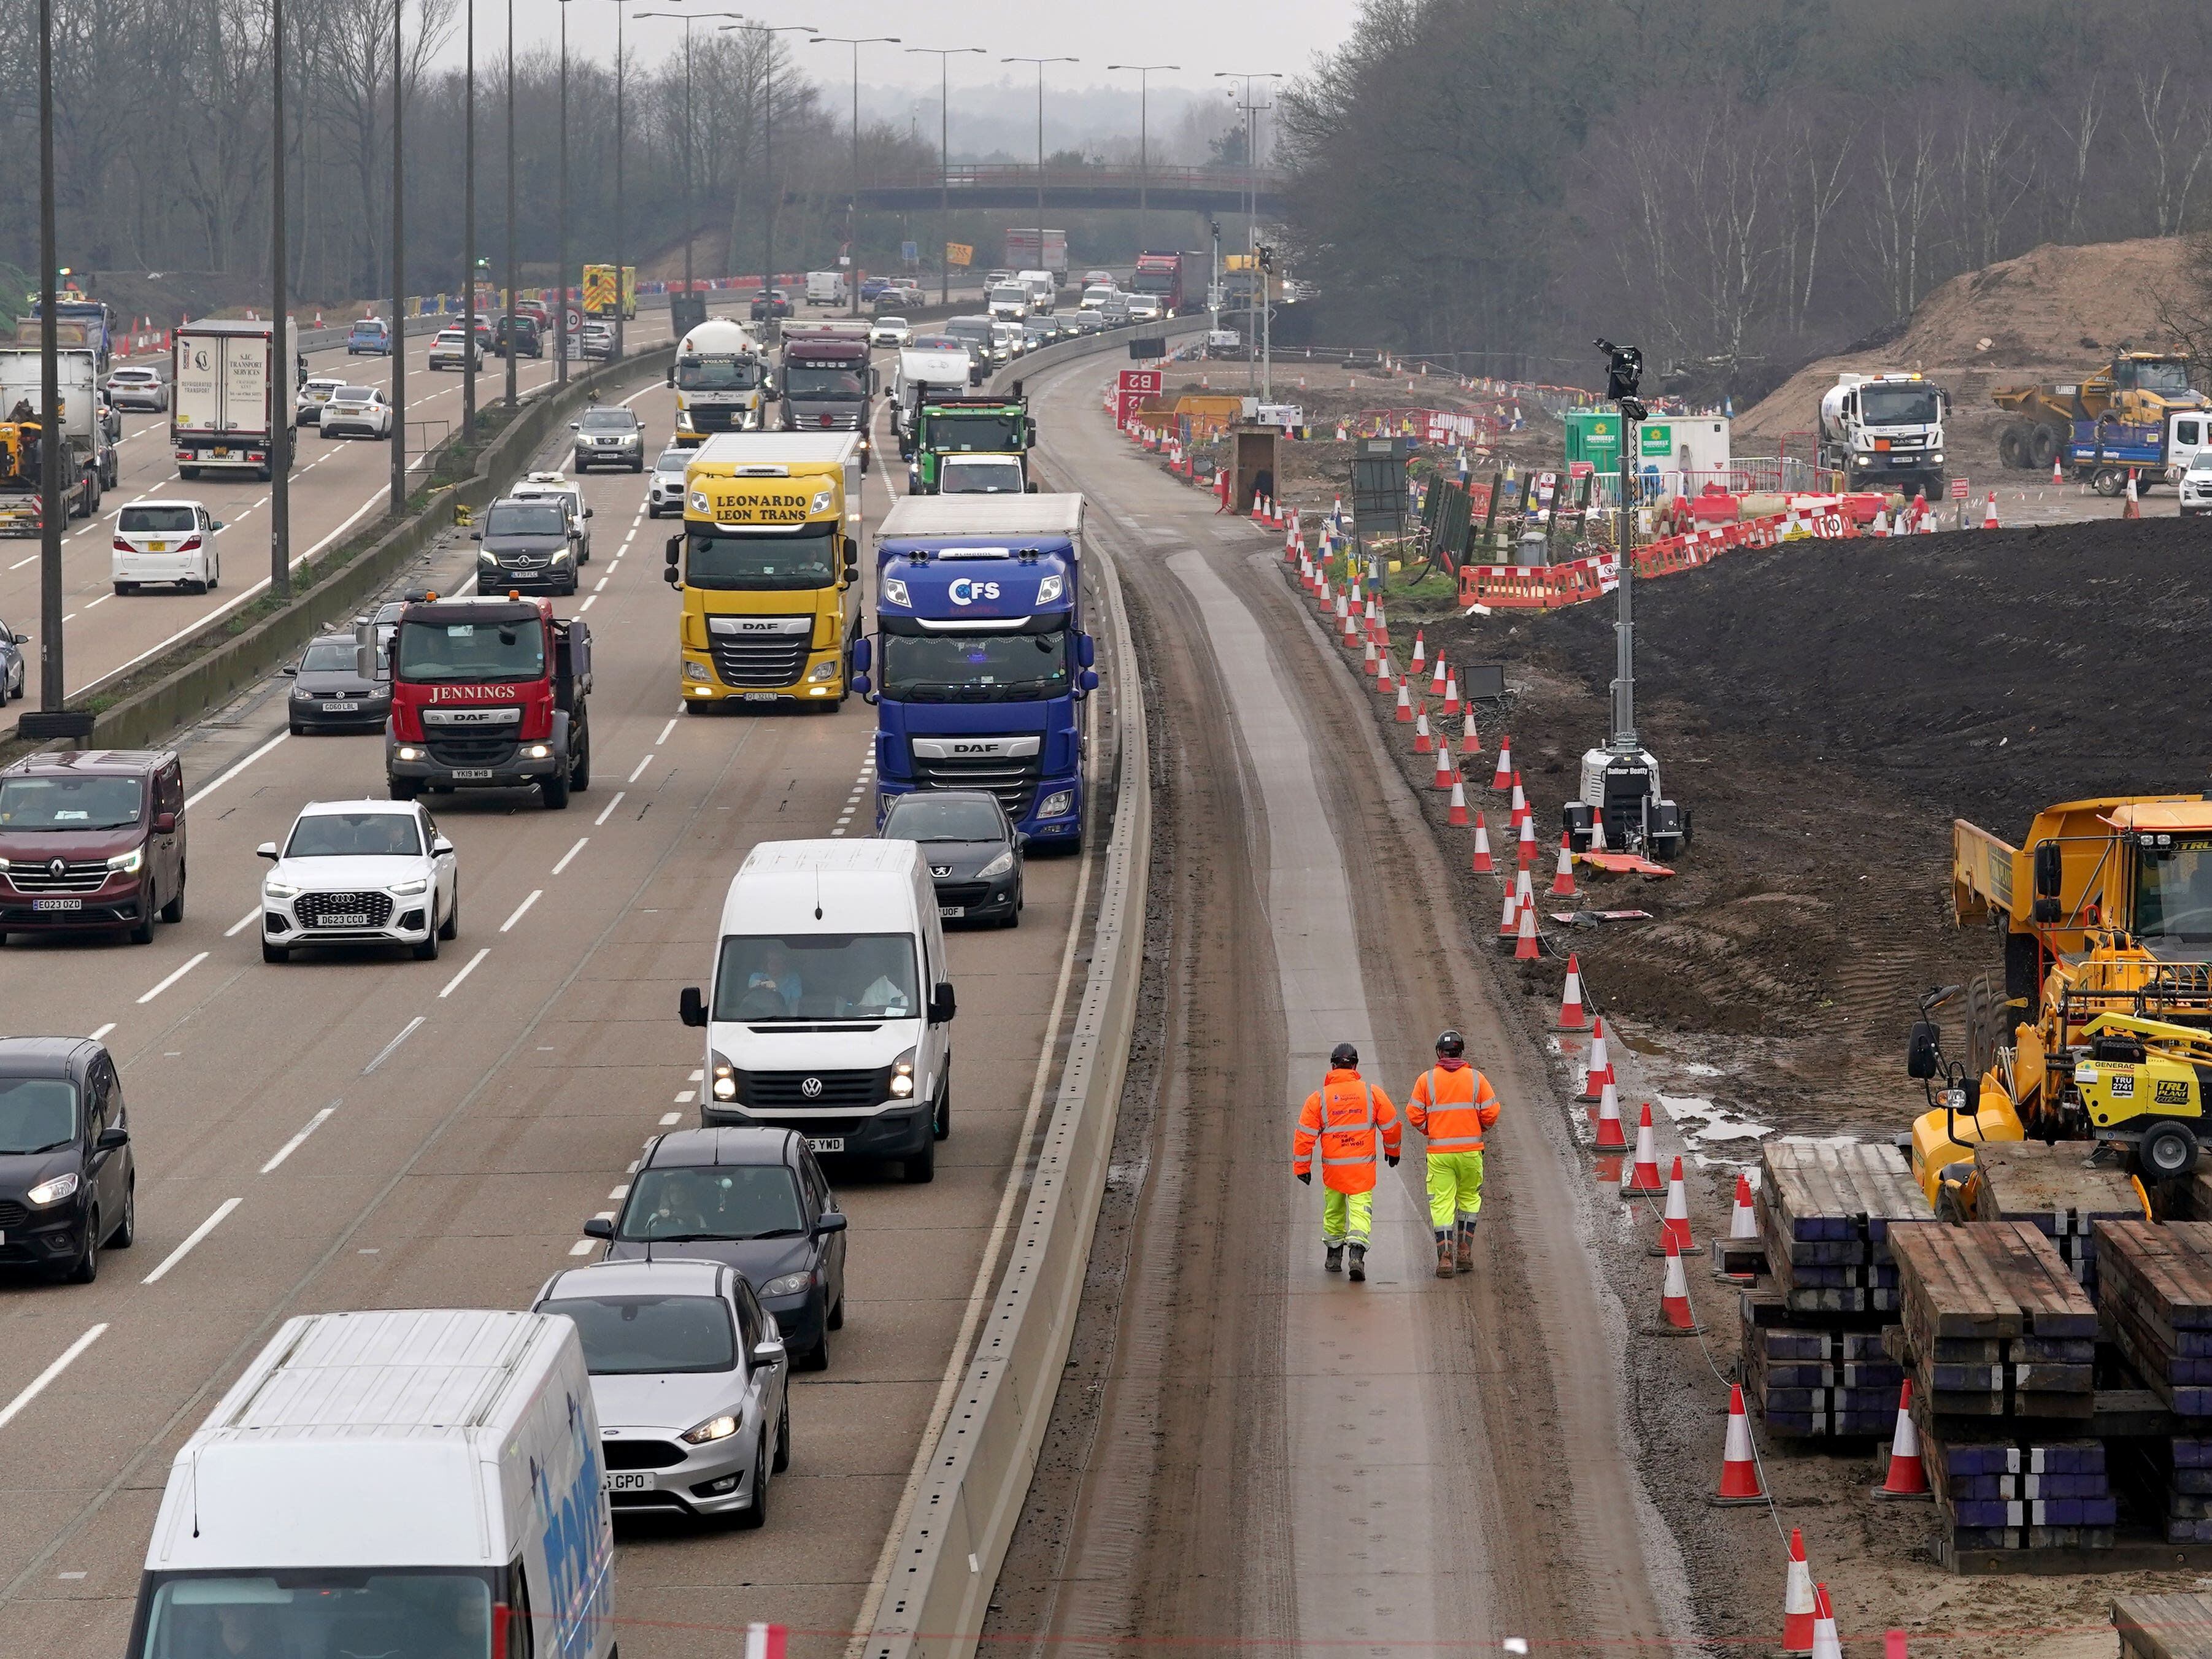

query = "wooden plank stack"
[1890,1221,2098,1419]
[2097,1222,2212,1418]
[1737,1291,1902,1439]
[1908,1401,2116,1549]
[1754,1140,1932,1315]
[1967,1141,2143,1296]
[2114,1593,2212,1659]
[2114,1438,2212,1545]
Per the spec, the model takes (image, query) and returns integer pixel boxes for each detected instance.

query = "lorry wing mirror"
[1906,1020,1941,1080]
[852,672,872,698]
[665,534,682,568]
[851,638,871,672]
[679,985,707,1028]
[1079,668,1100,692]
[583,1217,614,1239]
[928,982,957,1025]
[665,368,674,387]
[1077,633,1095,669]
[2033,841,2063,899]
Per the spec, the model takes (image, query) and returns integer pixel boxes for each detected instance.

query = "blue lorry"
[853,494,1095,851]
[2062,410,2212,496]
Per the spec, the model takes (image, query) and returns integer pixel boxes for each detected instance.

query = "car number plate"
[148,541,168,552]
[805,1137,846,1154]
[939,906,965,918]
[602,1471,655,1493]
[32,898,82,912]
[323,700,360,713]
[452,767,494,781]
[743,692,778,703]
[324,912,372,926]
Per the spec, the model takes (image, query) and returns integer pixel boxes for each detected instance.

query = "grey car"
[879,788,1023,926]
[534,1257,790,1523]
[572,406,645,472]
[473,496,580,595]
[285,631,389,734]
[0,618,26,707]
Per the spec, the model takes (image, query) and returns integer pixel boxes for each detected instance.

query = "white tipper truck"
[1816,371,1949,498]
[0,344,116,533]
[172,317,303,481]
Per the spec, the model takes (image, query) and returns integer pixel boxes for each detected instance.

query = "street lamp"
[906,46,985,307]
[811,35,900,317]
[462,0,476,452]
[504,0,517,406]
[634,10,744,321]
[1106,63,1177,256]
[1004,57,1076,293]
[270,0,290,599]
[576,0,631,361]
[36,0,61,707]
[722,22,817,313]
[389,0,406,515]
[1215,72,1281,392]
[555,0,571,382]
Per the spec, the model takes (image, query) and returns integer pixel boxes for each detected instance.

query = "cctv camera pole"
[1612,401,1638,753]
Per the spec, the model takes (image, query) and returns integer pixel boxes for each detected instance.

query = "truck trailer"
[0,345,114,533]
[171,317,301,480]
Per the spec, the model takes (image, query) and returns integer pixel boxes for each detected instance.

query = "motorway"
[0,327,1106,1659]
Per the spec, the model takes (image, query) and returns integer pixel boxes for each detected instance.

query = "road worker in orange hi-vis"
[1405,1029,1501,1279]
[1292,1041,1401,1282]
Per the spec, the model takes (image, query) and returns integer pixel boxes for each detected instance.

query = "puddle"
[1654,1092,1773,1150]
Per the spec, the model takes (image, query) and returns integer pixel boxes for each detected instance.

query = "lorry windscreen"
[2134,841,2212,944]
[1131,271,1173,293]
[393,617,545,682]
[679,358,759,390]
[2127,361,2194,395]
[136,1570,495,1659]
[782,364,864,399]
[684,525,837,590]
[925,414,1023,452]
[881,620,1069,702]
[1859,387,1940,426]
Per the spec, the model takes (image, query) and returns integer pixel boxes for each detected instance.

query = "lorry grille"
[6,858,112,895]
[427,734,519,767]
[603,1439,687,1470]
[688,404,745,433]
[738,1068,890,1109]
[296,891,395,928]
[914,753,1042,819]
[788,409,861,431]
[709,637,812,690]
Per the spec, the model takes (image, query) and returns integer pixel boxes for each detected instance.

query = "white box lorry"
[0,345,115,533]
[127,1308,617,1659]
[172,317,303,480]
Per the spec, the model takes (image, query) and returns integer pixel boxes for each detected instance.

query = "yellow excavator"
[1992,349,2206,472]
[1909,798,2212,1207]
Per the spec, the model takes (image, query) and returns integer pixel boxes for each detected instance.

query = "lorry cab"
[777,328,875,471]
[669,317,766,445]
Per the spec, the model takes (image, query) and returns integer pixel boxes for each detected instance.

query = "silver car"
[536,1258,790,1523]
[648,447,690,518]
[571,405,645,472]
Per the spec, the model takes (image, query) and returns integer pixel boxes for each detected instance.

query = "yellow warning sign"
[945,242,973,268]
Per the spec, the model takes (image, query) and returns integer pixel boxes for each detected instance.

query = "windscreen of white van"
[136,1569,496,1659]
[715,933,917,1020]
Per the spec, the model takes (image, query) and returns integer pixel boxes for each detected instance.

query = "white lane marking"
[225,907,260,938]
[140,1198,243,1284]
[550,838,587,876]
[439,948,491,998]
[500,890,542,933]
[593,577,608,593]
[185,733,287,808]
[85,594,109,609]
[674,1090,695,1104]
[607,1184,629,1201]
[577,595,595,612]
[0,1326,109,1431]
[655,717,676,745]
[7,554,34,571]
[88,1023,115,1042]
[625,754,653,783]
[659,1112,682,1126]
[135,952,209,1005]
[568,1239,595,1255]
[260,1105,337,1174]
[688,1068,703,1081]
[362,1015,426,1071]
[593,790,625,826]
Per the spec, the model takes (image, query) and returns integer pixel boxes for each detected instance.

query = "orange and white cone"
[1728,1173,1757,1240]
[2124,471,2142,519]
[1659,1234,1697,1330]
[1460,713,1483,757]
[1810,1585,1843,1659]
[1589,811,1608,854]
[1491,734,1515,791]
[2052,452,2064,485]
[1433,747,1455,791]
[1623,1103,1664,1194]
[1593,1079,1626,1149]
[1514,895,1541,960]
[1412,706,1433,753]
[1362,637,1379,679]
[1551,834,1578,896]
[1516,812,1538,868]
[1655,1156,1695,1253]
[1714,1382,1765,1503]
[1782,1531,1816,1655]
[1496,883,1520,944]
[1447,772,1470,827]
[1509,777,1530,829]
[1471,812,1495,874]
[1513,868,1536,931]
[1408,629,1426,679]
[744,1623,788,1659]
[1376,652,1395,695]
[1578,1016,1613,1102]
[1873,1380,1932,1500]
[1369,600,1387,642]
[1252,490,1266,520]
[1442,672,1461,717]
[1555,953,1587,1030]
[1981,490,1999,529]
[1429,656,1447,699]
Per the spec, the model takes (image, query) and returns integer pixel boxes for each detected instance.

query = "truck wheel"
[570,733,590,791]
[1997,425,2029,470]
[541,772,571,810]
[2094,468,2127,498]
[2029,426,2060,472]
[2141,1122,2199,1180]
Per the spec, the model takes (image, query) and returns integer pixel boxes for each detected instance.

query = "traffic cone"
[1514,896,1541,960]
[1442,672,1461,717]
[1376,652,1395,695]
[2052,452,2064,485]
[1981,490,1999,529]
[1459,713,1483,757]
[1593,1080,1626,1149]
[1362,638,1379,679]
[1589,811,1608,854]
[1728,1172,1757,1239]
[1393,683,1413,723]
[1516,812,1538,868]
[1447,772,1470,826]
[1810,1585,1842,1659]
[1551,834,1578,897]
[1429,655,1447,698]
[1577,1017,1613,1101]
[744,1623,788,1659]
[1491,734,1514,791]
[1659,1234,1697,1330]
[1870,506,1889,537]
[1509,776,1529,829]
[1622,1103,1664,1193]
[1470,812,1495,874]
[1714,1382,1766,1503]
[1873,1380,1932,1499]
[1413,706,1432,752]
[1496,883,1519,944]
[1368,600,1387,643]
[1408,628,1426,679]
[1252,490,1265,520]
[1514,865,1536,920]
[1555,953,1587,1030]
[2124,471,2142,519]
[1655,1156,1695,1253]
[1433,747,1454,791]
[1782,1531,1816,1655]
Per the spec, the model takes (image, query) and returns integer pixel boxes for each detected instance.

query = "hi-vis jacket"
[1405,1058,1500,1153]
[1293,1068,1401,1194]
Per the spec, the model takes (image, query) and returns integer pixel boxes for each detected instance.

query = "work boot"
[1435,1238,1455,1279]
[1347,1244,1367,1282]
[1324,1242,1344,1274]
[1455,1226,1475,1275]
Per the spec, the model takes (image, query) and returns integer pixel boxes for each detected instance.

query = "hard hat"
[1435,1030,1465,1058]
[1329,1042,1359,1069]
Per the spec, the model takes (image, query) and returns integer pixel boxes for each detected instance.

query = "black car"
[472,496,580,595]
[586,1127,848,1369]
[285,630,390,734]
[0,1037,134,1284]
[495,315,544,358]
[750,288,793,321]
[879,789,1023,926]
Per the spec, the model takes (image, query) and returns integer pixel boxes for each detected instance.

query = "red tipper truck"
[1131,251,1193,317]
[378,595,593,809]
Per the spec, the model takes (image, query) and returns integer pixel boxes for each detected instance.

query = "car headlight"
[107,846,144,874]
[890,1047,917,1098]
[977,850,1015,879]
[882,576,909,607]
[681,1414,741,1445]
[552,547,572,562]
[26,1172,79,1207]
[1036,574,1063,604]
[1038,790,1074,820]
[264,879,302,899]
[760,1272,811,1298]
[390,878,430,896]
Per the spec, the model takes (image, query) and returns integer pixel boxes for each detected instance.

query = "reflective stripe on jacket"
[1406,1061,1500,1153]
[1293,1068,1401,1194]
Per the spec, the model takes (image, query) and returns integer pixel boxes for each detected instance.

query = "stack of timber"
[2114,1593,2212,1658]
[1754,1140,1931,1314]
[2097,1222,2212,1418]
[2113,1438,2212,1545]
[1738,1291,1903,1439]
[1965,1141,2143,1296]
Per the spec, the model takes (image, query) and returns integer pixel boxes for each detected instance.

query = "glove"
[1296,1170,1311,1185]
[1386,1154,1400,1168]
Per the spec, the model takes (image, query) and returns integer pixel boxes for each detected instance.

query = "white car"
[427,328,480,371]
[1078,285,1116,312]
[104,365,169,411]
[647,447,690,518]
[295,375,346,427]
[321,385,393,439]
[869,316,912,348]
[508,471,593,560]
[2184,450,2212,516]
[1125,294,1163,323]
[112,501,223,595]
[257,798,458,963]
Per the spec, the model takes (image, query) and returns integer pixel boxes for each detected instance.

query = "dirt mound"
[1740,237,2189,444]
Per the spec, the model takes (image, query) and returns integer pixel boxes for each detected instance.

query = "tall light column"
[271,0,290,598]
[1106,63,1177,257]
[1004,56,1076,292]
[906,45,985,307]
[721,22,818,310]
[811,35,901,317]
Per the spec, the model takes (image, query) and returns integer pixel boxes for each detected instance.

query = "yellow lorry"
[582,264,638,321]
[665,432,863,710]
[1909,798,2212,1204]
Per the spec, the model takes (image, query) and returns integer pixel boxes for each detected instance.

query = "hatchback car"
[879,788,1023,925]
[346,317,393,355]
[0,618,23,707]
[112,501,222,595]
[295,375,345,427]
[321,385,392,439]
[647,447,690,518]
[750,288,793,321]
[869,316,912,349]
[534,1258,788,1523]
[105,365,169,412]
[572,406,645,472]
[427,328,481,372]
[473,496,579,595]
[1082,269,1114,288]
[256,798,458,963]
[0,749,186,945]
[285,631,389,734]
[858,276,892,302]
[2183,450,2212,516]
[0,1037,134,1284]
[496,314,544,358]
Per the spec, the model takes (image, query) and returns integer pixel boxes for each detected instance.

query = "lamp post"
[1214,72,1281,392]
[722,23,817,314]
[504,0,517,406]
[1106,63,1177,256]
[555,0,571,382]
[271,0,290,599]
[811,34,900,317]
[576,0,632,361]
[36,0,61,707]
[389,0,406,515]
[1004,56,1075,291]
[462,0,476,452]
[906,46,984,307]
[634,9,744,322]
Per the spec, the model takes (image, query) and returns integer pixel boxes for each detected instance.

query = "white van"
[128,1309,615,1659]
[1016,269,1057,314]
[679,838,955,1184]
[987,282,1031,323]
[804,270,847,308]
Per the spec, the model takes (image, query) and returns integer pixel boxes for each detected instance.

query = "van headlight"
[682,1414,741,1444]
[977,850,1014,878]
[107,846,144,874]
[26,1172,79,1207]
[760,1272,811,1298]
[890,1048,917,1098]
[712,1053,737,1101]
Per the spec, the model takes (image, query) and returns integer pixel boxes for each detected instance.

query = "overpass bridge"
[815,164,1287,215]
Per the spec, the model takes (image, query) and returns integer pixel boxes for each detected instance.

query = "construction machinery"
[1909,796,2212,1206]
[1992,349,2206,473]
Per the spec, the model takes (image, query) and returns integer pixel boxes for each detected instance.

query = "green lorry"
[905,392,1035,496]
